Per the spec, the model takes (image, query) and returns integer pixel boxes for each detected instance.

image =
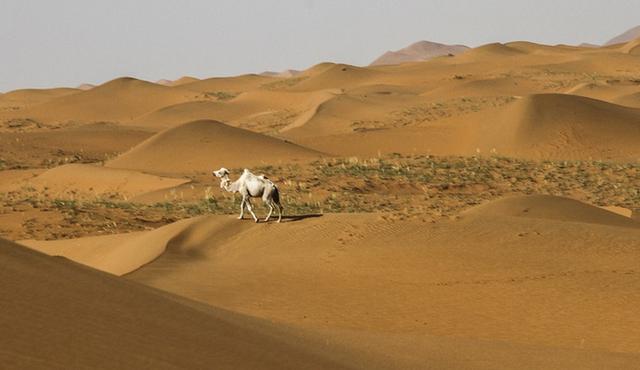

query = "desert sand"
[2,27,640,368]
[21,196,640,368]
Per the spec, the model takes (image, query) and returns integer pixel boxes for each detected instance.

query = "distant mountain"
[260,69,302,78]
[370,40,469,66]
[578,43,599,48]
[605,25,640,46]
[155,77,200,86]
[76,83,95,90]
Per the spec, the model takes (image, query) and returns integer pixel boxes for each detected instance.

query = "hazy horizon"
[1,0,639,92]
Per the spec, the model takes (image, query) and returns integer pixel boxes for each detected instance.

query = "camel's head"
[213,167,231,189]
[213,167,229,179]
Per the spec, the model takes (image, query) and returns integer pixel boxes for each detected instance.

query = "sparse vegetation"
[2,154,639,240]
[204,91,237,100]
[261,76,309,90]
[350,96,517,131]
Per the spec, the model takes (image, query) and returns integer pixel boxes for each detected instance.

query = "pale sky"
[1,0,638,92]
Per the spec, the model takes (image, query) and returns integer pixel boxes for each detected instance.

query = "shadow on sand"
[236,214,323,223]
[277,214,323,223]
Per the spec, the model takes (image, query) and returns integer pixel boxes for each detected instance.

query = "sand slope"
[619,38,640,55]
[125,197,640,355]
[20,164,189,199]
[462,194,639,227]
[0,238,367,369]
[22,217,196,275]
[22,195,640,367]
[107,119,322,174]
[465,93,640,159]
[0,88,79,111]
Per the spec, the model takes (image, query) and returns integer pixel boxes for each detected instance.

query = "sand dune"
[615,91,640,108]
[1,77,200,125]
[565,82,640,107]
[107,119,322,174]
[22,195,640,364]
[0,87,79,111]
[566,82,623,100]
[446,41,588,69]
[462,194,639,227]
[619,38,640,55]
[296,93,640,160]
[1,238,366,369]
[22,217,197,275]
[370,40,469,66]
[468,93,640,159]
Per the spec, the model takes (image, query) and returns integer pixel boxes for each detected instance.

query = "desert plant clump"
[204,91,237,100]
[2,154,639,240]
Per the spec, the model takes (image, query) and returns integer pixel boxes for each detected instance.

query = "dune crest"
[462,194,639,227]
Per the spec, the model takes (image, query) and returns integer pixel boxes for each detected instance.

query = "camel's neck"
[221,176,241,193]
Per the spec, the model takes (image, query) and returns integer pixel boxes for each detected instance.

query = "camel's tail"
[272,185,281,206]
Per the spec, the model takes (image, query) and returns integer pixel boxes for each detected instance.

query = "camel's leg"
[276,202,283,223]
[245,198,259,223]
[265,200,274,222]
[238,196,246,219]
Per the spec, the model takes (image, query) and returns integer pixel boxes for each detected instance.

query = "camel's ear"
[213,168,229,178]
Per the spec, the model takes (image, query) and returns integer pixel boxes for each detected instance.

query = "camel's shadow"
[238,214,323,223]
[277,214,323,223]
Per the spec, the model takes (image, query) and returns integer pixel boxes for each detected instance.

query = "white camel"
[213,167,284,223]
